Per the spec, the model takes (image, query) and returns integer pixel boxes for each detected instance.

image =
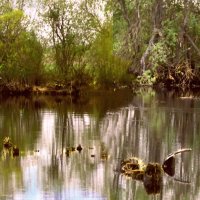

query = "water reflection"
[0,89,199,199]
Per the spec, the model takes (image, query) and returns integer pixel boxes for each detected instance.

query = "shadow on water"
[0,88,199,199]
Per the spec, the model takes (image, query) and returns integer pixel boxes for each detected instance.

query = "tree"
[43,1,87,82]
[115,0,200,87]
[87,21,130,87]
[42,0,111,84]
[0,4,43,84]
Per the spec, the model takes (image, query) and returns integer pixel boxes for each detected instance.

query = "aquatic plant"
[3,137,12,149]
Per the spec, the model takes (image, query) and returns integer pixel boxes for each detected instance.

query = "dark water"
[0,88,199,200]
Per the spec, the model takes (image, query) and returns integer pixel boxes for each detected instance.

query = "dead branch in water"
[165,148,192,159]
[173,148,192,155]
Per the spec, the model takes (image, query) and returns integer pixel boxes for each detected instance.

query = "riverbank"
[0,82,81,96]
[0,80,132,97]
[1,80,200,98]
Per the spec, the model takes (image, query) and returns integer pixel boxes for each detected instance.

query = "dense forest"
[0,0,200,93]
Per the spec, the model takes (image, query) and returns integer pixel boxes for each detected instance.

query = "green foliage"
[87,22,130,87]
[188,13,200,37]
[43,0,95,84]
[114,0,200,87]
[149,19,179,69]
[162,20,178,48]
[0,32,43,84]
[17,32,43,84]
[1,0,200,88]
[113,8,127,52]
[137,70,156,86]
[0,8,43,84]
[149,42,169,69]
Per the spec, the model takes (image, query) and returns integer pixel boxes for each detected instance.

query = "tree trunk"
[140,0,164,73]
[140,29,159,72]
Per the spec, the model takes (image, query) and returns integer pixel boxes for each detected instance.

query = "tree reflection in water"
[0,89,198,199]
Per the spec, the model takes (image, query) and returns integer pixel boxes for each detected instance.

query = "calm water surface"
[0,89,199,200]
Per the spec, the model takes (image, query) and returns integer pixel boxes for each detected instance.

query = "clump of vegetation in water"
[120,148,192,194]
[3,137,13,149]
[121,157,145,180]
[65,145,84,156]
[2,137,19,158]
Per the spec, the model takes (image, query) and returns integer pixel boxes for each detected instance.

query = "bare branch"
[140,29,160,72]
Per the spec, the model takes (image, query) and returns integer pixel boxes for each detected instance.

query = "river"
[0,88,199,200]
